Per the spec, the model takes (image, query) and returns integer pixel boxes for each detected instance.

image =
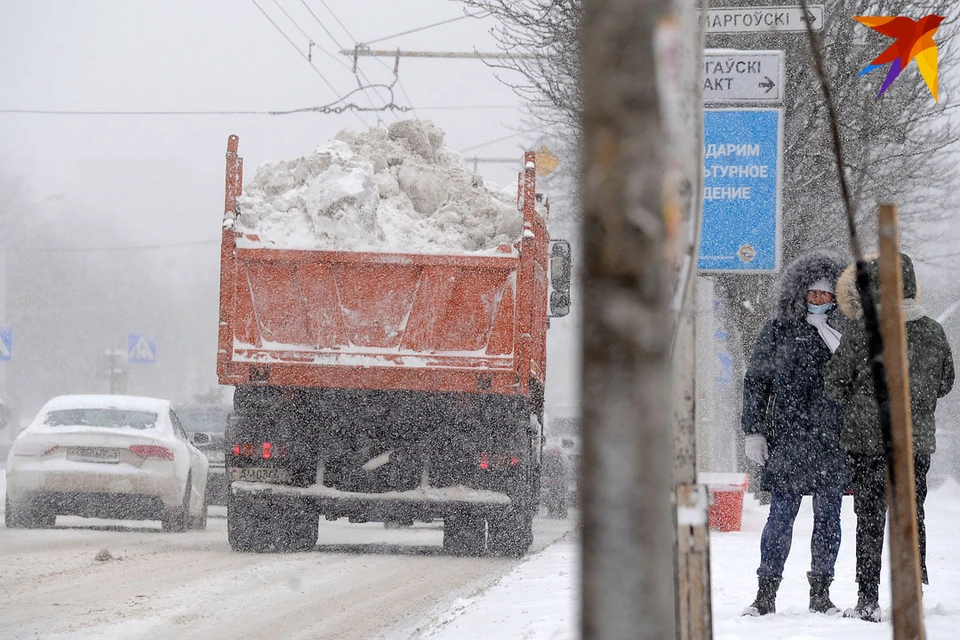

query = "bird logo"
[853,15,944,101]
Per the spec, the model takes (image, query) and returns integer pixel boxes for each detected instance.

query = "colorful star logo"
[853,15,944,101]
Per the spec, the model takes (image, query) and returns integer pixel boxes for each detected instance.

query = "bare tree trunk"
[581,0,676,637]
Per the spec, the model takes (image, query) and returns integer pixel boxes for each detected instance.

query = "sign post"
[698,109,783,272]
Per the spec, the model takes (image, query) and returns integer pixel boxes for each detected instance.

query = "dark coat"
[741,251,851,493]
[824,254,955,456]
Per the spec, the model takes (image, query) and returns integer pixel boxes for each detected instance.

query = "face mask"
[807,301,834,315]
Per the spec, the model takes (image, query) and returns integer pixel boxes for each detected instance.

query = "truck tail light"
[130,445,174,460]
[479,453,520,469]
[231,442,286,458]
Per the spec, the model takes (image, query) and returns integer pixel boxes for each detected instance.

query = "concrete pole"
[581,0,677,637]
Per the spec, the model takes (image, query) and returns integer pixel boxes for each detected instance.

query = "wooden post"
[876,203,925,640]
[581,0,676,637]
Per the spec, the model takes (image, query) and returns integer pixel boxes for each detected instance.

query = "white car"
[5,395,209,532]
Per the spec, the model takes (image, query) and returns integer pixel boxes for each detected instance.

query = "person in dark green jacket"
[825,253,955,622]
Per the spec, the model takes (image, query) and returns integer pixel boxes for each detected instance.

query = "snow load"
[234,120,523,254]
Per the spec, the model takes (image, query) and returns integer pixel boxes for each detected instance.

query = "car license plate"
[67,447,119,463]
[229,467,291,484]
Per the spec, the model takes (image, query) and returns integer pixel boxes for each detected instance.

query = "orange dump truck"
[217,135,572,556]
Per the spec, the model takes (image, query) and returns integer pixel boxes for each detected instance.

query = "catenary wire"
[0,104,516,116]
[249,0,370,127]
[298,0,401,118]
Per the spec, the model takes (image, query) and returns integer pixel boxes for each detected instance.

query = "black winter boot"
[843,583,881,622]
[742,576,781,616]
[807,573,840,614]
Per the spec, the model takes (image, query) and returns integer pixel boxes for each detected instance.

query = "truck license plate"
[229,467,291,484]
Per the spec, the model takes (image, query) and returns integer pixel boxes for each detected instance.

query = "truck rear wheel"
[487,508,534,557]
[228,494,318,552]
[228,494,276,552]
[443,511,486,556]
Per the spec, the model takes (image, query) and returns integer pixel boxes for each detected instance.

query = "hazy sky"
[0,0,534,246]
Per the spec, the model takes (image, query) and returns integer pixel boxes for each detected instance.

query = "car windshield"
[42,408,158,430]
[176,406,229,433]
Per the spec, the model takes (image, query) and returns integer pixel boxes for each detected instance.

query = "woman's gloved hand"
[745,434,769,466]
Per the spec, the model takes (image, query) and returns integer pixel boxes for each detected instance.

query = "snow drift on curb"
[412,537,579,639]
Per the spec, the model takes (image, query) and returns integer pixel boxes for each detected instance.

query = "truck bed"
[217,137,548,396]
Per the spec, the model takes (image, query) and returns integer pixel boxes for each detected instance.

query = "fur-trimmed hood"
[836,253,922,320]
[774,250,848,321]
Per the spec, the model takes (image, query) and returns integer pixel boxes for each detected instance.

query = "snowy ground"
[0,469,573,640]
[5,460,958,639]
[416,479,960,639]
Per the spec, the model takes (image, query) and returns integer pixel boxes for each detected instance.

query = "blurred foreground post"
[581,0,676,637]
[664,0,711,637]
[876,204,925,640]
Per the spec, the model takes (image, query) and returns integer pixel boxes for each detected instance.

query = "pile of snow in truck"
[234,120,523,254]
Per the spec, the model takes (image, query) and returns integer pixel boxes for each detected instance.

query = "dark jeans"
[757,489,843,578]
[850,453,931,588]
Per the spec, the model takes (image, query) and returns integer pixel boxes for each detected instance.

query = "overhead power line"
[359,11,490,47]
[317,0,359,43]
[342,48,537,60]
[0,239,220,254]
[0,102,520,117]
[298,0,345,49]
[285,0,398,121]
[269,0,346,70]
[249,0,370,127]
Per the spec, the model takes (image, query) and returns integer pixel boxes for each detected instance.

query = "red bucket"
[698,472,750,532]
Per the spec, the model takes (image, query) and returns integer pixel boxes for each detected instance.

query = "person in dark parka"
[825,253,954,622]
[741,250,851,617]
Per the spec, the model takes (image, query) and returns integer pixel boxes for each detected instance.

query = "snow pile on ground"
[414,537,579,639]
[234,120,523,254]
[417,479,960,640]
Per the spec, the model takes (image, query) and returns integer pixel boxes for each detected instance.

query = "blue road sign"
[127,334,156,364]
[698,108,782,272]
[0,326,10,361]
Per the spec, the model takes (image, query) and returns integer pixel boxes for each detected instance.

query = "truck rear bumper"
[230,481,513,520]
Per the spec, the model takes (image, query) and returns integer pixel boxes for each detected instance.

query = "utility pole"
[668,0,712,636]
[581,0,676,637]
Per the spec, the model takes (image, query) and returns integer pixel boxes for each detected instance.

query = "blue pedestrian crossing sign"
[127,334,156,364]
[0,326,11,361]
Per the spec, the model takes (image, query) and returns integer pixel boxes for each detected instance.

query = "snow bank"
[235,120,523,254]
[416,537,579,639]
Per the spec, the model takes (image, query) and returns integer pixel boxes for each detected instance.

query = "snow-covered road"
[0,480,574,639]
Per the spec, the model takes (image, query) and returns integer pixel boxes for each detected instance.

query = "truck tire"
[228,494,318,552]
[443,511,486,556]
[228,494,275,552]
[487,508,534,557]
[279,503,319,552]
